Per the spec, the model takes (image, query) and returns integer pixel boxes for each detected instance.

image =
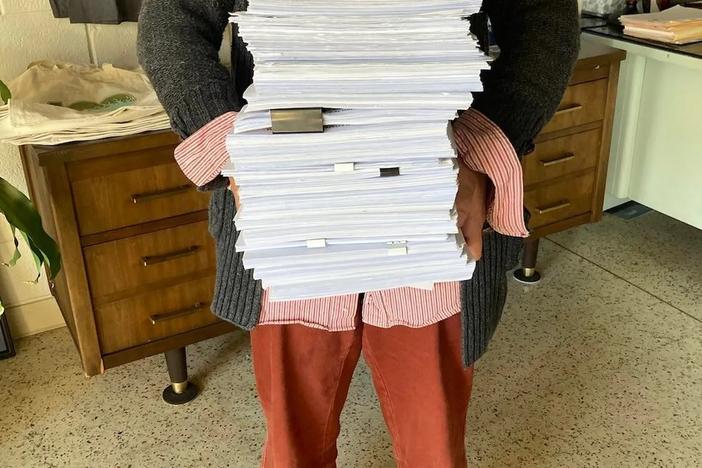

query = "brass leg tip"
[172,381,188,394]
[162,381,199,405]
[513,268,542,285]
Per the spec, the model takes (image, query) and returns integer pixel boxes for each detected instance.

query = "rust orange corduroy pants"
[250,313,475,468]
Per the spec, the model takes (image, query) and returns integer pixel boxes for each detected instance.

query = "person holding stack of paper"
[138,1,580,466]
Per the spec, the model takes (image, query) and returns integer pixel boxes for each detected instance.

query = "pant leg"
[250,324,362,468]
[361,314,475,468]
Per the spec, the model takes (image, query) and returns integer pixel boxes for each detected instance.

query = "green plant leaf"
[0,177,61,280]
[2,225,22,268]
[19,230,43,284]
[0,79,10,105]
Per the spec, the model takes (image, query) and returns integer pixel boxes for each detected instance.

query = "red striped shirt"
[452,108,529,237]
[173,108,527,330]
[259,282,460,331]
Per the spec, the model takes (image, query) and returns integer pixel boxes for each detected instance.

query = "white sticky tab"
[387,241,408,256]
[388,246,408,256]
[306,238,327,248]
[334,162,355,173]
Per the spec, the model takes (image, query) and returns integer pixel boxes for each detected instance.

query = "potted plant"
[0,79,61,359]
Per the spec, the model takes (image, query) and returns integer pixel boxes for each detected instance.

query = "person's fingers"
[233,189,240,211]
[228,177,241,210]
[455,202,469,227]
[455,162,487,261]
[462,216,483,261]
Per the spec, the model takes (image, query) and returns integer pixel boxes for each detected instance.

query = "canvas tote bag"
[0,61,169,145]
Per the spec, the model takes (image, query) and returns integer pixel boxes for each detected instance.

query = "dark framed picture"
[0,312,16,359]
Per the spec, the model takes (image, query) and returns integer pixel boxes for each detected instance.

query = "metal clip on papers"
[380,167,401,177]
[271,108,324,134]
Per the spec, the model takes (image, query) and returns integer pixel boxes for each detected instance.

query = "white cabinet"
[582,33,702,230]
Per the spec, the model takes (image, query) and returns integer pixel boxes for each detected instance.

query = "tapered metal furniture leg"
[513,237,542,285]
[162,347,199,404]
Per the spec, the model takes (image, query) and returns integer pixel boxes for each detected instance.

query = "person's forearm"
[471,0,581,155]
[137,0,238,138]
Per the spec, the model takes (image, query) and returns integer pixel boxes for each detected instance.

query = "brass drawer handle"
[554,104,583,116]
[150,302,205,325]
[141,245,201,266]
[131,184,192,204]
[540,152,576,167]
[536,200,571,215]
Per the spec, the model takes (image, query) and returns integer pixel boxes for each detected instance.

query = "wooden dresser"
[514,43,626,284]
[20,131,234,404]
[18,43,625,399]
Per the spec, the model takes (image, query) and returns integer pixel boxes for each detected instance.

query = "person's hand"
[228,177,241,210]
[455,156,489,261]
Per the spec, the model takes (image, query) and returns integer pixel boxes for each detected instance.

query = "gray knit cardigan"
[137,0,580,366]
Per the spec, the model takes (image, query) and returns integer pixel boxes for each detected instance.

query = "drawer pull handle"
[554,104,583,116]
[536,200,571,215]
[150,302,205,325]
[131,184,192,204]
[540,152,576,167]
[141,245,201,266]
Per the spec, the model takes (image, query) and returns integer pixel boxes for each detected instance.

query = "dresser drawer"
[84,221,216,304]
[524,171,595,230]
[95,276,219,354]
[570,60,610,85]
[71,161,210,236]
[541,79,608,134]
[523,128,602,187]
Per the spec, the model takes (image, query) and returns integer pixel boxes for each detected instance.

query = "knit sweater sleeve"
[137,0,239,139]
[472,0,581,156]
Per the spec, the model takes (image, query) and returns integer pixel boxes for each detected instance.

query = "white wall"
[0,1,230,337]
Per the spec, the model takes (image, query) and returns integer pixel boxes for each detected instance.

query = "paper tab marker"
[306,238,327,249]
[387,241,408,256]
[380,167,401,177]
[334,162,356,173]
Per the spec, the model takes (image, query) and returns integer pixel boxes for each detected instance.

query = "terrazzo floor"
[1,211,701,467]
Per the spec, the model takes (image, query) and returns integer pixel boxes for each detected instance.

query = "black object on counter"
[0,311,16,360]
[50,0,141,24]
[624,0,640,15]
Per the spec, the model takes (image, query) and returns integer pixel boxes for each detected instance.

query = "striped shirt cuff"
[173,111,237,187]
[452,108,529,238]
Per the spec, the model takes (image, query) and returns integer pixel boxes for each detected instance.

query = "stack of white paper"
[223,0,488,301]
